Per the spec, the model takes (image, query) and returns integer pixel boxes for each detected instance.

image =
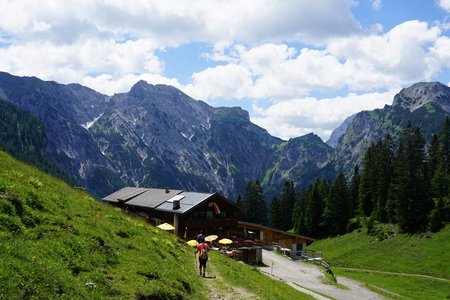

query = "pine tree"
[292,191,306,235]
[270,196,283,229]
[304,180,325,237]
[428,134,441,179]
[280,180,297,231]
[440,117,450,174]
[349,165,360,218]
[387,140,407,223]
[358,144,376,216]
[242,180,268,225]
[429,159,448,232]
[391,125,432,232]
[374,134,394,222]
[322,173,349,236]
[235,194,245,220]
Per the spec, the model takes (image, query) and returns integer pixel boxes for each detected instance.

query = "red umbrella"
[243,239,254,244]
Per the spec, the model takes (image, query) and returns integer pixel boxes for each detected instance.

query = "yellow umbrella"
[218,238,233,245]
[157,223,175,230]
[187,240,198,247]
[205,235,218,242]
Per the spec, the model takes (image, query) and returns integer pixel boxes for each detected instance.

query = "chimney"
[173,199,180,210]
[165,188,170,193]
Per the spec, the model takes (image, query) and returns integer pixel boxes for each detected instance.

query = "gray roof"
[126,188,183,208]
[155,191,214,214]
[102,187,182,208]
[102,187,216,214]
[102,187,148,203]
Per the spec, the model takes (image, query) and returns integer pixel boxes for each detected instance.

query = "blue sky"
[1,0,450,141]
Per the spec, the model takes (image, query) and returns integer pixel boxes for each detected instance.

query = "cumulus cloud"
[251,90,397,141]
[0,0,360,46]
[0,38,165,94]
[82,73,182,95]
[438,0,450,12]
[184,21,444,102]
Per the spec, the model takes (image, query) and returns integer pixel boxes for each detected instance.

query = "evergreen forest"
[238,119,450,237]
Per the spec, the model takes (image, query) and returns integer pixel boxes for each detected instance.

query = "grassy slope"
[308,228,450,299]
[0,151,311,299]
[0,151,206,299]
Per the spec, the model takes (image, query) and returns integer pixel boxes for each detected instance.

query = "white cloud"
[251,90,397,141]
[82,73,181,95]
[184,21,444,102]
[317,20,442,88]
[0,0,360,46]
[371,0,382,10]
[431,36,450,68]
[438,0,450,12]
[184,64,253,100]
[0,38,165,94]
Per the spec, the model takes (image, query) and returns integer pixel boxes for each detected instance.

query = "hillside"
[0,151,205,299]
[0,151,311,299]
[308,227,450,299]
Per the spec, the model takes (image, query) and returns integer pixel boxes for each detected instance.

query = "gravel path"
[259,249,387,300]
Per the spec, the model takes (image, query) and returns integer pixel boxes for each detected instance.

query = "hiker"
[195,235,209,277]
[196,231,204,243]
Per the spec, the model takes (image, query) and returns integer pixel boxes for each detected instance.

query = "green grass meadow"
[0,151,313,299]
[309,226,450,299]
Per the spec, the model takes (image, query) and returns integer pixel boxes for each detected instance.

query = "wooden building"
[237,221,314,257]
[102,187,239,239]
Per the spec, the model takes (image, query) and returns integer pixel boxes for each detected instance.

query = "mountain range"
[0,71,449,200]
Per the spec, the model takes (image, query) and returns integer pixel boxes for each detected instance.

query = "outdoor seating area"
[187,234,263,265]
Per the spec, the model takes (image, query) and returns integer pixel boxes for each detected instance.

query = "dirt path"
[259,249,387,300]
[201,258,260,300]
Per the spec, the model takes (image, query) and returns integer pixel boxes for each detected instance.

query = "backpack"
[199,246,208,259]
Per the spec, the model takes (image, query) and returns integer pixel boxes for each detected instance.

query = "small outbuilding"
[237,221,314,258]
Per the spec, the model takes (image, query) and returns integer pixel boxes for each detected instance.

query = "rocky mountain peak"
[393,81,450,112]
[326,114,356,148]
[214,106,250,121]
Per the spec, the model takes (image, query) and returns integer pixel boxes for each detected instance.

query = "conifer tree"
[322,173,349,236]
[292,191,306,235]
[349,165,360,218]
[241,180,268,225]
[440,117,450,174]
[235,194,245,220]
[304,180,325,237]
[429,160,448,232]
[358,144,376,216]
[390,125,431,232]
[280,180,296,231]
[428,134,441,178]
[270,196,283,229]
[374,134,394,222]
